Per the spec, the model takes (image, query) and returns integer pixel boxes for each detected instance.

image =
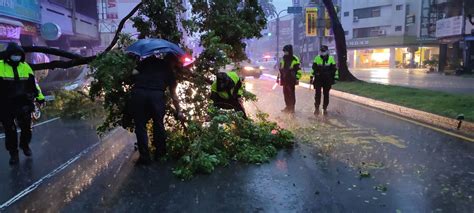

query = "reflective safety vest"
[311,55,339,80]
[280,55,302,80]
[35,78,45,101]
[211,71,244,100]
[0,60,45,101]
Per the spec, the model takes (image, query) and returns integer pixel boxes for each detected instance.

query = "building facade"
[98,0,141,49]
[434,0,474,73]
[41,0,100,55]
[341,0,439,69]
[0,0,41,51]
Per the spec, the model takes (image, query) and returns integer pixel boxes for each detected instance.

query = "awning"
[0,17,24,27]
[465,36,474,41]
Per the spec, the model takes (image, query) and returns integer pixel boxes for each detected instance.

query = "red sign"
[0,23,21,40]
[107,0,119,20]
[21,22,38,36]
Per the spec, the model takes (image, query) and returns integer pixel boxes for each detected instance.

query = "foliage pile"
[81,0,296,179]
[43,90,104,120]
[168,110,294,180]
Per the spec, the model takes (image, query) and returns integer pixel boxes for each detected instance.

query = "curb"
[330,90,474,138]
[261,74,474,140]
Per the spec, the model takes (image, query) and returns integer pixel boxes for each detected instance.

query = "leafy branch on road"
[169,110,294,180]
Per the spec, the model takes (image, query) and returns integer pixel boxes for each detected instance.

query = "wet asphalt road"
[0,77,473,212]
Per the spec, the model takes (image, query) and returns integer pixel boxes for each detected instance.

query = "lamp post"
[275,9,287,63]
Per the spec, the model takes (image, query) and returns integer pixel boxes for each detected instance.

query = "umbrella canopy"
[125,38,186,58]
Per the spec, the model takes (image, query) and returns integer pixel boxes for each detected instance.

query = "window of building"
[354,6,382,19]
[396,4,403,11]
[372,8,381,17]
[344,31,349,35]
[344,11,350,17]
[353,27,381,38]
[395,26,402,31]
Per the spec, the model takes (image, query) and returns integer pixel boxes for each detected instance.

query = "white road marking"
[0,117,60,139]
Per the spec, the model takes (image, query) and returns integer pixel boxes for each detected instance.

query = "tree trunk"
[322,0,358,81]
[22,2,143,71]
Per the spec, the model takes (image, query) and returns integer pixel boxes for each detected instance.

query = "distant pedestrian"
[210,71,247,119]
[310,45,338,115]
[130,53,185,165]
[278,44,302,113]
[0,42,45,165]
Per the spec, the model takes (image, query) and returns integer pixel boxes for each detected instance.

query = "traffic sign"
[287,6,303,14]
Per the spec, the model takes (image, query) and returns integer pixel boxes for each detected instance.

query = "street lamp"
[275,9,287,63]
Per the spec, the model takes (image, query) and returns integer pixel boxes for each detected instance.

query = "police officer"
[210,71,247,119]
[0,42,45,165]
[310,45,338,115]
[130,53,184,165]
[278,44,302,113]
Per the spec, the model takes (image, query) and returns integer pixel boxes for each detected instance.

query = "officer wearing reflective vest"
[278,44,302,113]
[211,71,247,119]
[310,45,338,115]
[0,42,45,165]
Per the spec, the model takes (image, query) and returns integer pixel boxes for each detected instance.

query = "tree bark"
[23,2,143,71]
[23,46,82,59]
[322,0,358,81]
[29,56,96,70]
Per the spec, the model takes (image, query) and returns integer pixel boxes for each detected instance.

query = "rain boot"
[136,147,152,165]
[314,106,320,116]
[21,145,32,157]
[9,151,19,165]
[322,108,328,116]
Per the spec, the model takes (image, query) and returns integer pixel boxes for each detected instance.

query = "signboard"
[107,0,119,20]
[21,22,37,36]
[0,0,41,23]
[287,6,302,14]
[41,22,61,40]
[306,7,318,37]
[436,16,463,38]
[346,36,417,48]
[0,23,21,39]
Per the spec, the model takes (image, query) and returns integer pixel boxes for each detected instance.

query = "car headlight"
[243,66,254,71]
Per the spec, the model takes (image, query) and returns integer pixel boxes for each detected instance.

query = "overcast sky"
[272,0,295,19]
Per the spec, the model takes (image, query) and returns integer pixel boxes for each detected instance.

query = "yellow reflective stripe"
[18,62,34,77]
[35,79,45,100]
[0,62,33,78]
[227,71,240,85]
[211,80,230,99]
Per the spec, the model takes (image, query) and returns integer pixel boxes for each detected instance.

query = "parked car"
[238,61,264,78]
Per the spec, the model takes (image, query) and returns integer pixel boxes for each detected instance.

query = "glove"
[276,78,280,85]
[309,76,314,85]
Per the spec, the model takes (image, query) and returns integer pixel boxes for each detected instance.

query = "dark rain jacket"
[0,43,42,118]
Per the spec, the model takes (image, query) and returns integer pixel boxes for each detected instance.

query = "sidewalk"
[300,67,474,94]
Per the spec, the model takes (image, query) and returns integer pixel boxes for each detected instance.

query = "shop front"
[347,37,439,69]
[0,0,41,50]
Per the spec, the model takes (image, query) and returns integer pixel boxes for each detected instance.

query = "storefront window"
[395,47,439,68]
[354,48,390,68]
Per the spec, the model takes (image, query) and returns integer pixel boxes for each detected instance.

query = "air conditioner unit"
[353,16,359,22]
[378,30,387,35]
